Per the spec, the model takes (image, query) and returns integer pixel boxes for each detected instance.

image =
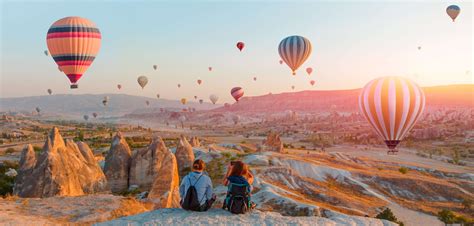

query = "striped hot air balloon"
[359,77,425,151]
[46,17,101,89]
[231,87,244,102]
[278,35,312,75]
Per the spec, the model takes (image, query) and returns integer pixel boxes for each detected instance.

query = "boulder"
[257,132,285,153]
[14,127,108,197]
[174,135,195,177]
[145,138,181,208]
[190,136,201,147]
[104,132,132,193]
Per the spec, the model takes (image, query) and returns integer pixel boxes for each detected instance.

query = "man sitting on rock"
[179,159,216,211]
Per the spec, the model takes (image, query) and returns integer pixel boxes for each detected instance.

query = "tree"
[376,208,404,225]
[462,198,472,211]
[437,209,456,225]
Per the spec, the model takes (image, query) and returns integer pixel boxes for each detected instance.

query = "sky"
[1,0,472,102]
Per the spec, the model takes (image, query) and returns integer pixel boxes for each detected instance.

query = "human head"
[229,161,245,177]
[192,159,205,172]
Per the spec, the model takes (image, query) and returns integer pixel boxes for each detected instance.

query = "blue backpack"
[223,183,251,214]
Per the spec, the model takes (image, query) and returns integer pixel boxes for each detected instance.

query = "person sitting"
[179,159,216,211]
[222,161,255,214]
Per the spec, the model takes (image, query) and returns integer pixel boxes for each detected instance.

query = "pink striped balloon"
[231,87,244,102]
[359,76,425,150]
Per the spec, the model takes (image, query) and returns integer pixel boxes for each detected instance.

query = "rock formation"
[174,135,195,177]
[190,136,200,147]
[14,127,108,197]
[257,132,285,153]
[104,132,132,193]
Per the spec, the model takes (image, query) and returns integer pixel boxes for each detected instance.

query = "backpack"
[223,183,251,214]
[181,174,203,211]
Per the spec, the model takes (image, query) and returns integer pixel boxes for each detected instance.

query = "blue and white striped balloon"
[278,35,312,75]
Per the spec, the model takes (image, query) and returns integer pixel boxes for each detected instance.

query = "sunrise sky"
[1,1,472,102]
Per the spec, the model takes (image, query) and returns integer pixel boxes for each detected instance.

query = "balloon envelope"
[153,65,157,70]
[278,35,312,75]
[208,67,212,71]
[137,76,148,89]
[310,80,315,86]
[156,94,160,99]
[306,67,313,75]
[359,76,425,150]
[231,87,244,102]
[47,17,101,89]
[92,113,98,118]
[83,115,89,121]
[210,94,219,104]
[181,98,187,105]
[446,5,460,22]
[44,50,49,56]
[236,42,245,51]
[197,79,202,85]
[47,89,52,95]
[117,84,122,90]
[199,99,203,104]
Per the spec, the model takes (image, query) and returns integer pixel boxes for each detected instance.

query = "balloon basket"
[70,84,78,89]
[387,149,398,155]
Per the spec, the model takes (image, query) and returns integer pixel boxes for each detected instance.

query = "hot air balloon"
[306,67,313,75]
[253,77,257,81]
[310,80,315,86]
[232,115,240,125]
[210,94,219,104]
[194,95,198,99]
[446,5,460,22]
[117,84,122,90]
[181,98,187,105]
[279,60,283,65]
[197,79,202,85]
[102,96,108,106]
[83,115,89,121]
[145,100,150,106]
[92,112,98,118]
[137,76,148,89]
[35,107,41,114]
[153,65,158,70]
[417,46,421,50]
[47,89,52,95]
[231,87,244,102]
[199,99,204,104]
[236,42,245,51]
[291,85,295,90]
[47,17,101,89]
[359,76,425,153]
[178,84,181,88]
[208,67,212,72]
[278,35,312,75]
[156,94,160,99]
[44,50,49,56]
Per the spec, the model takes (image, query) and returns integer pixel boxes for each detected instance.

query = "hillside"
[216,84,474,113]
[0,94,218,118]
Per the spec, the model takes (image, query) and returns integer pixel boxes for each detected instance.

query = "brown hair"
[193,159,205,171]
[229,161,245,177]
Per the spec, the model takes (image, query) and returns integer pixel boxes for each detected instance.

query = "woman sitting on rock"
[179,159,216,211]
[222,161,255,214]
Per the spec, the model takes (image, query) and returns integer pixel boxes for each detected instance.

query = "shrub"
[5,148,15,154]
[462,198,472,211]
[0,161,19,196]
[398,167,409,174]
[437,209,456,224]
[33,146,42,153]
[376,208,404,226]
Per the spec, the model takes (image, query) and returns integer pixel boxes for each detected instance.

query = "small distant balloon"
[310,80,315,86]
[306,67,313,75]
[210,94,219,104]
[253,77,257,81]
[44,50,49,56]
[197,79,202,85]
[291,85,295,90]
[156,94,160,99]
[137,76,148,89]
[208,67,212,72]
[117,84,122,90]
[83,115,89,121]
[231,87,244,102]
[236,42,245,51]
[47,89,52,95]
[194,95,198,100]
[181,98,187,105]
[178,84,181,88]
[35,107,41,114]
[145,100,150,106]
[417,46,421,50]
[92,112,98,118]
[153,65,158,70]
[446,5,460,22]
[102,97,108,106]
[199,99,203,104]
